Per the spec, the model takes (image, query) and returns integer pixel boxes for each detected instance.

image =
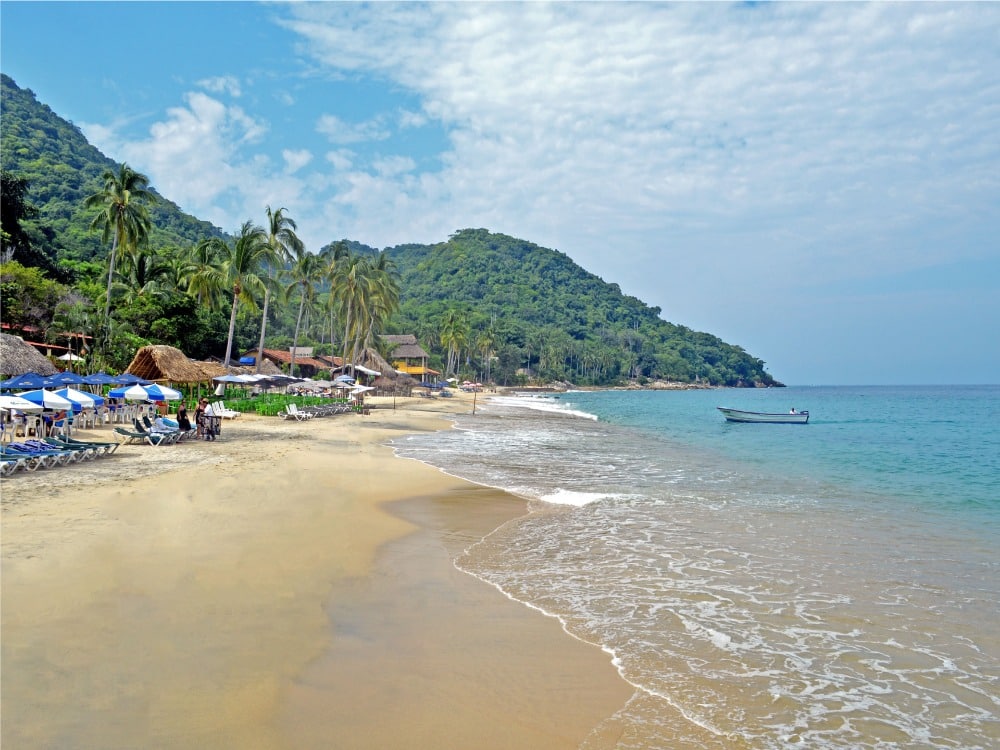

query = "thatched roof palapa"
[125,345,222,384]
[356,347,396,378]
[0,333,60,377]
[383,334,431,360]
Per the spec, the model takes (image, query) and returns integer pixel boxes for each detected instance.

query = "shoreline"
[1,394,632,748]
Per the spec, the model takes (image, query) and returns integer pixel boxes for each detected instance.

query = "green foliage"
[0,74,779,387]
[385,229,778,386]
[0,260,68,333]
[0,74,224,268]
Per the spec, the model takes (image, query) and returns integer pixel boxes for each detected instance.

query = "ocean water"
[392,386,1000,749]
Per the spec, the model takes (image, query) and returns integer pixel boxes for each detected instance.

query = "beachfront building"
[242,347,342,378]
[382,334,439,378]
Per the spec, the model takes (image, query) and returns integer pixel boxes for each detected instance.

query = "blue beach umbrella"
[108,383,182,401]
[54,387,105,413]
[111,373,151,385]
[82,372,118,385]
[42,371,87,387]
[15,389,74,410]
[0,394,44,413]
[0,372,49,390]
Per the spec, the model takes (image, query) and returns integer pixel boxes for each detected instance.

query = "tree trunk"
[291,290,306,377]
[101,228,120,341]
[256,288,270,373]
[223,291,239,367]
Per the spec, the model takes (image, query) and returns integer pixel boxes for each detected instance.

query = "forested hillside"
[0,74,223,268]
[1,73,778,386]
[383,230,777,386]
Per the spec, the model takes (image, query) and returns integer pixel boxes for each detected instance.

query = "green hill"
[1,73,778,386]
[0,73,224,266]
[382,230,778,387]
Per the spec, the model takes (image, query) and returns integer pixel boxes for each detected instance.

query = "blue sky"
[3,2,998,385]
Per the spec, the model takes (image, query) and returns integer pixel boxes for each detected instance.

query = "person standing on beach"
[195,398,207,438]
[177,401,192,432]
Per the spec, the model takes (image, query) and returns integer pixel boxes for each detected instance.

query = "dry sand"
[1,395,632,749]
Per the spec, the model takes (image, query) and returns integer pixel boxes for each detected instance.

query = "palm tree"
[84,163,157,338]
[439,307,470,377]
[219,221,275,367]
[360,252,400,353]
[114,247,170,305]
[184,237,230,312]
[320,242,350,375]
[329,250,402,372]
[476,325,498,383]
[51,292,95,367]
[256,206,304,372]
[285,252,324,377]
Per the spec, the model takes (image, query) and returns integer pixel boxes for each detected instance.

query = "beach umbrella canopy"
[42,371,87,387]
[108,383,182,401]
[118,374,151,385]
[54,387,105,413]
[57,352,85,362]
[16,389,74,410]
[0,395,44,413]
[82,372,118,385]
[0,372,49,390]
[111,373,151,385]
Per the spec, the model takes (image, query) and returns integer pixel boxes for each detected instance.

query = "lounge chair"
[3,443,73,468]
[137,418,182,444]
[1,458,21,476]
[284,403,314,421]
[51,434,119,456]
[114,426,170,447]
[212,401,241,419]
[27,438,98,461]
[1,454,34,474]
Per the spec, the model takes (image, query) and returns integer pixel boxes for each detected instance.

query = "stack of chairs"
[0,432,118,476]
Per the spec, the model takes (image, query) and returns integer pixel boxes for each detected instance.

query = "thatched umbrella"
[356,347,396,378]
[124,345,213,384]
[0,333,59,377]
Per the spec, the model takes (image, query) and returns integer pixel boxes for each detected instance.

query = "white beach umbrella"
[108,384,183,401]
[15,389,74,410]
[0,395,44,412]
[53,387,105,410]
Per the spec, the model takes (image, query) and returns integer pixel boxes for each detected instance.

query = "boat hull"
[717,407,809,424]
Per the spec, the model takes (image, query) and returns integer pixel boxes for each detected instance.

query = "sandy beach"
[1,394,632,749]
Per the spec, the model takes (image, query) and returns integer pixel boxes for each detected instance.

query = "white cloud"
[325,149,354,171]
[93,2,998,380]
[398,109,427,129]
[282,148,313,174]
[197,75,242,97]
[316,113,390,145]
[279,3,997,274]
[110,91,277,232]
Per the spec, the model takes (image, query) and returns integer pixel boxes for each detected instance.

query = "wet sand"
[1,396,632,749]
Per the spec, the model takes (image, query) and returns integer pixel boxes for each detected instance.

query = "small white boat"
[717,407,809,424]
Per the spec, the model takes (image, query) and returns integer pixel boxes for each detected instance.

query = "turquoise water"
[577,385,1000,519]
[394,386,1000,748]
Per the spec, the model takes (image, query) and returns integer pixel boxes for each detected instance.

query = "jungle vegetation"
[1,74,778,387]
